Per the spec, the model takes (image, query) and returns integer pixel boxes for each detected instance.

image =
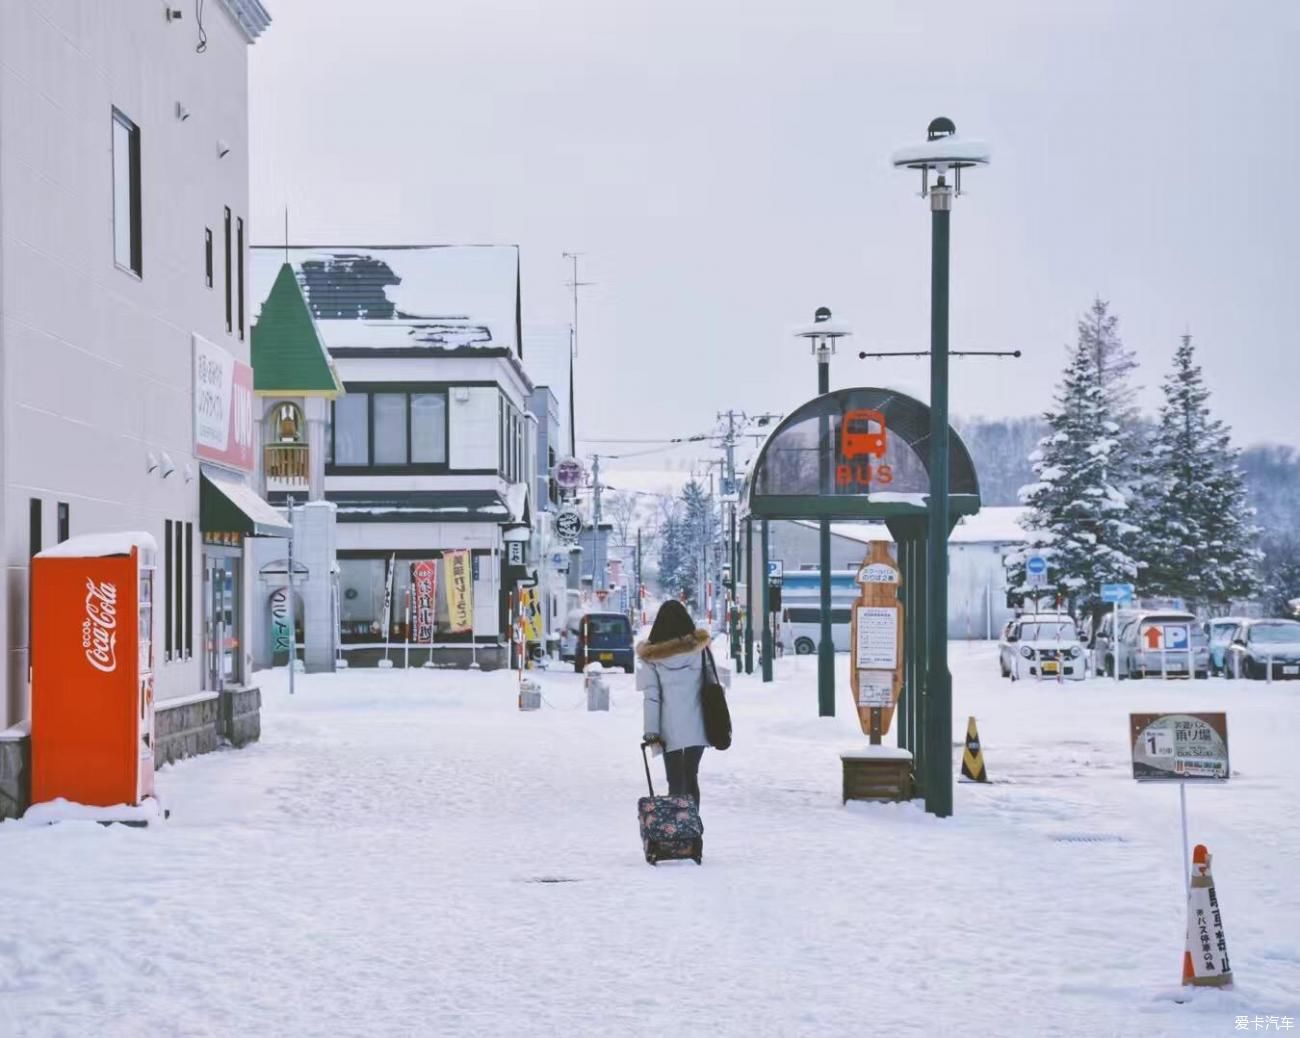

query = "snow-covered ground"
[3,644,1298,1037]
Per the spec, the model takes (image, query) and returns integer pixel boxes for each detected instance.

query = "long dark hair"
[648,599,696,644]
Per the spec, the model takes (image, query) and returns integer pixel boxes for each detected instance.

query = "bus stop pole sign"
[1025,555,1048,588]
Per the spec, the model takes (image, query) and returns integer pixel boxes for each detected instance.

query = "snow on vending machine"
[30,532,158,810]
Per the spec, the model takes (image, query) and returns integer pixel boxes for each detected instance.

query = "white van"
[779,606,852,655]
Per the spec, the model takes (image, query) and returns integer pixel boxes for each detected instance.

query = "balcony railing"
[265,443,309,485]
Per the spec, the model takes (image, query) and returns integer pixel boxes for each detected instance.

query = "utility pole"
[591,453,606,591]
[562,252,593,455]
[718,409,741,661]
[635,527,643,625]
[286,494,296,696]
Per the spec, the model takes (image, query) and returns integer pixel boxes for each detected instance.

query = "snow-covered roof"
[250,246,520,356]
[37,532,158,559]
[792,506,1027,546]
[950,506,1029,544]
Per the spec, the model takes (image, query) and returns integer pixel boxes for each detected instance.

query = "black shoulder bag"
[701,648,732,751]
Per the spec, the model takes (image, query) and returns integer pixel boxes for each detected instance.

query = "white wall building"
[249,246,540,668]
[0,0,277,815]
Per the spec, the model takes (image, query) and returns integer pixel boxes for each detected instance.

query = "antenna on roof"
[562,251,594,455]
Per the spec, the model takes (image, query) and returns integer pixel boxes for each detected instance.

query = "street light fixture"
[891,117,989,818]
[793,307,851,717]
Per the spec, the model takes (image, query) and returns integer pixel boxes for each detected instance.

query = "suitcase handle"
[640,741,657,798]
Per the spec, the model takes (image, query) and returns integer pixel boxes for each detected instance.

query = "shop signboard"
[554,457,585,493]
[270,587,292,653]
[194,335,255,472]
[555,506,583,546]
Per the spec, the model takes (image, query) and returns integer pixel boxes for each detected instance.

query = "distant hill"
[955,415,1300,547]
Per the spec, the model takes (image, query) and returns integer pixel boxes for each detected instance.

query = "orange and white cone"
[1182,844,1233,988]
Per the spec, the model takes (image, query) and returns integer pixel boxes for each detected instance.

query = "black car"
[574,612,635,674]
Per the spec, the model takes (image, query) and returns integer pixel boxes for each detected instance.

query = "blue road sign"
[1101,582,1135,604]
[1026,554,1048,587]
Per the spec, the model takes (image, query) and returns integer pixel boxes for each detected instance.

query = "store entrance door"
[204,552,242,691]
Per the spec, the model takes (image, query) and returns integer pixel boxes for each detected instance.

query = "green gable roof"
[251,263,343,395]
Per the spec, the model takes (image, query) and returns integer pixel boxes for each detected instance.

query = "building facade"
[249,245,544,668]
[0,0,277,816]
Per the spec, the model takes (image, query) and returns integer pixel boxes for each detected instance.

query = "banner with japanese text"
[443,551,474,634]
[412,560,438,643]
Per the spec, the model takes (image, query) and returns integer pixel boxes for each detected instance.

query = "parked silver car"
[1094,609,1209,679]
[1223,619,1300,680]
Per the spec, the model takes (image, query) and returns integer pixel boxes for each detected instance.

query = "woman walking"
[637,600,711,802]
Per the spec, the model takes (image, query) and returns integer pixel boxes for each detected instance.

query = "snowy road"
[3,644,1298,1037]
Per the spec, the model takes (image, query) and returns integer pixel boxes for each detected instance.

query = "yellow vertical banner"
[520,587,543,642]
[443,550,475,633]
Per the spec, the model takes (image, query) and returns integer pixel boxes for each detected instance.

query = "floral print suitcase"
[639,743,703,865]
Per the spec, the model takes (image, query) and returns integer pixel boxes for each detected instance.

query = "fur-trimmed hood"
[636,628,711,663]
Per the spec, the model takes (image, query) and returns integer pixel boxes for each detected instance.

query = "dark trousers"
[664,746,704,803]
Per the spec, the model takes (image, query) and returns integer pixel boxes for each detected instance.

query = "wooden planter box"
[841,748,914,803]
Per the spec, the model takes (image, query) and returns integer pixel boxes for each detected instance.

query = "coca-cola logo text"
[82,578,119,673]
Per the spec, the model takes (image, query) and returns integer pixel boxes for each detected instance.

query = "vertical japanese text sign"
[443,551,475,634]
[412,561,438,643]
[850,541,904,743]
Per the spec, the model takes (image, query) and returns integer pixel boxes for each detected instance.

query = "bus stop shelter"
[738,386,981,810]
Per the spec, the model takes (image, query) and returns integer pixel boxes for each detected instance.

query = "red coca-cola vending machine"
[30,532,157,808]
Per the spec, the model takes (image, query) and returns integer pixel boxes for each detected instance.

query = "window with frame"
[164,519,174,659]
[223,207,232,333]
[112,108,142,275]
[204,228,213,288]
[329,388,449,469]
[237,217,245,339]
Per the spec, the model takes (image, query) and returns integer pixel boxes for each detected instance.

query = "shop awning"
[201,471,292,538]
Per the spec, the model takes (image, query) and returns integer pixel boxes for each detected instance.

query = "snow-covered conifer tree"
[1011,335,1140,621]
[1137,335,1262,608]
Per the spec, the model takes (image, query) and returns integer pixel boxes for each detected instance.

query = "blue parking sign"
[1165,624,1189,651]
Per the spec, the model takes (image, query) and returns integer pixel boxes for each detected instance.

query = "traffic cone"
[960,716,988,783]
[1182,844,1232,989]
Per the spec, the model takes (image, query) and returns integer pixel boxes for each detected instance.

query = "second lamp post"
[796,307,850,717]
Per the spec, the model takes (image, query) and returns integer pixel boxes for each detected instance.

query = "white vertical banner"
[381,553,396,640]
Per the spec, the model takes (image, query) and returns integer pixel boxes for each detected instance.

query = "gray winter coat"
[637,629,711,752]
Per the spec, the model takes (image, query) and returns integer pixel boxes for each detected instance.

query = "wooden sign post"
[849,542,904,745]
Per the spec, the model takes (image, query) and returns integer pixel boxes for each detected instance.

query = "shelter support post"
[760,520,773,683]
[744,517,754,675]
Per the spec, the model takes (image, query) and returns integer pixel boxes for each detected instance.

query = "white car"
[999,614,1087,681]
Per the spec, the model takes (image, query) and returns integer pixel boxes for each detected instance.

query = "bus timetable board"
[1130,713,1229,782]
[849,542,904,742]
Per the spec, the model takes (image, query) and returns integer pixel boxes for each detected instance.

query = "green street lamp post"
[795,308,851,717]
[892,118,989,817]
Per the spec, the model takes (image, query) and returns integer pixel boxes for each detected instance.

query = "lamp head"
[794,307,851,355]
[892,117,989,199]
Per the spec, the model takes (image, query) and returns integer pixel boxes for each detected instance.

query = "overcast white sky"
[250,0,1299,464]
